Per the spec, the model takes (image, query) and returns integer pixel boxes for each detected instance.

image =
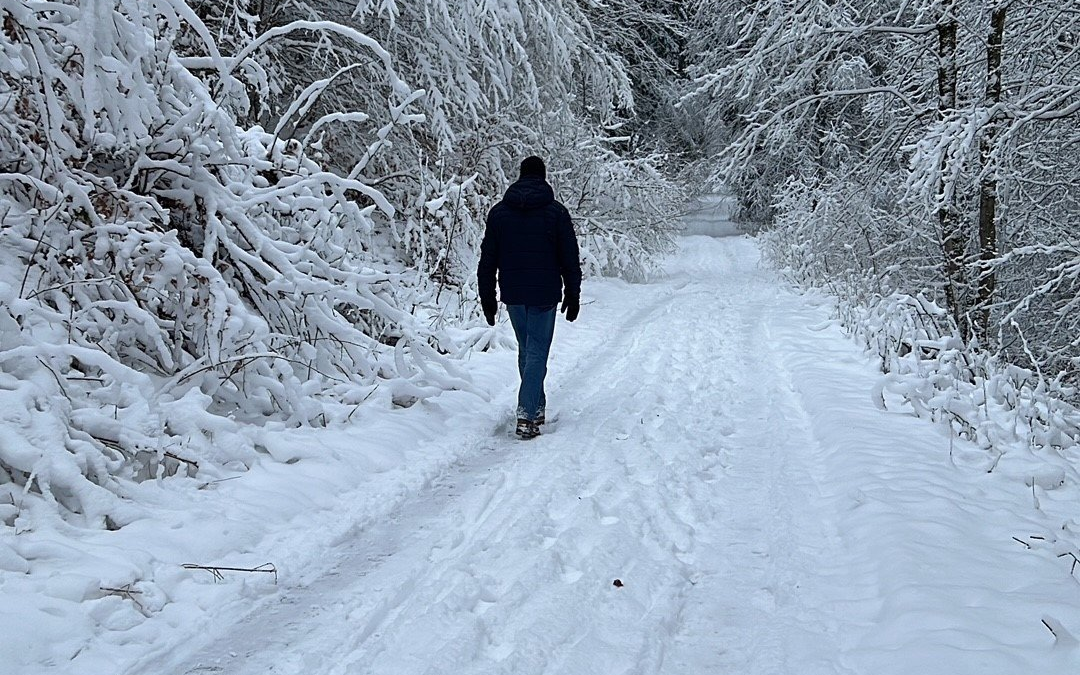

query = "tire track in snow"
[651,237,855,674]
[160,263,697,675]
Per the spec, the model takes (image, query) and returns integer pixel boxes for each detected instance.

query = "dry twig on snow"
[182,562,278,583]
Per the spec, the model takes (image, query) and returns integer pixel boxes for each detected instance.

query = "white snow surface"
[4,230,1080,675]
[679,193,744,238]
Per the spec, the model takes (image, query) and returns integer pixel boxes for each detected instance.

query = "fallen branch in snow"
[1041,616,1079,645]
[172,353,347,387]
[346,384,380,422]
[1012,534,1047,550]
[1010,535,1080,579]
[181,562,278,583]
[164,452,198,470]
[1057,552,1079,576]
[100,585,145,612]
[197,476,242,490]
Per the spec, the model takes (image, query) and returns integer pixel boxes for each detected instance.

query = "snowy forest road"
[136,230,1077,675]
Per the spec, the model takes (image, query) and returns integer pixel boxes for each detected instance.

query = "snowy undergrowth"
[0,0,466,534]
[857,293,1080,577]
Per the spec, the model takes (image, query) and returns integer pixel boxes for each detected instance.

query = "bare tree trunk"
[936,0,968,340]
[975,5,1006,347]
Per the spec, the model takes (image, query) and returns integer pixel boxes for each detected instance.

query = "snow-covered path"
[113,232,1078,675]
[145,234,845,675]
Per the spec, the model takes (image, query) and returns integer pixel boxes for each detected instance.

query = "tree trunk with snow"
[974,5,1006,347]
[936,0,969,340]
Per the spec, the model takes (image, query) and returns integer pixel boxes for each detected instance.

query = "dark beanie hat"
[520,155,546,179]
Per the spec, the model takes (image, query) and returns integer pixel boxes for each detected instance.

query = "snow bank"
[0,342,519,675]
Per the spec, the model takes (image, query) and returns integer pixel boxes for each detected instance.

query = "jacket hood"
[502,176,555,210]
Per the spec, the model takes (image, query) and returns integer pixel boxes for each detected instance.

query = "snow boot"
[518,406,545,425]
[515,418,541,440]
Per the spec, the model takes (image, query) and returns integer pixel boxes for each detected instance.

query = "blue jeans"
[507,304,556,421]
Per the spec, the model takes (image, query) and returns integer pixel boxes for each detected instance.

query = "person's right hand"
[482,299,497,326]
[560,294,579,322]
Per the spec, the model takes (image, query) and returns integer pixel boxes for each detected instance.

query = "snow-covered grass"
[5,229,1080,674]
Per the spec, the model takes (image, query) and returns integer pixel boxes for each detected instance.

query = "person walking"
[478,156,582,440]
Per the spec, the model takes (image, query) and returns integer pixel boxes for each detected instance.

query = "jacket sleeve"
[557,208,582,300]
[477,212,499,310]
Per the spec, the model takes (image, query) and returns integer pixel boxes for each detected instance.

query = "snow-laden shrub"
[553,133,683,282]
[763,196,1080,462]
[0,0,467,526]
[852,292,1080,468]
[691,0,1079,387]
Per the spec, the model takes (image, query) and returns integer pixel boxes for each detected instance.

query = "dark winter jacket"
[477,176,581,308]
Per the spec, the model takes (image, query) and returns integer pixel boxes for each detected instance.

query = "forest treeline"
[1,1,1078,528]
[682,1,1079,459]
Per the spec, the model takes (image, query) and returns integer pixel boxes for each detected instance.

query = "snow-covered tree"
[685,0,1078,371]
[0,0,686,529]
[682,0,1079,463]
